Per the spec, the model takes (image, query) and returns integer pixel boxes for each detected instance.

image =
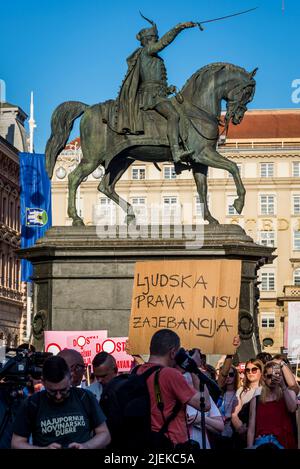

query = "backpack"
[100,365,181,451]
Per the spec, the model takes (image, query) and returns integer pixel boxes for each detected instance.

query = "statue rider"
[115,14,198,174]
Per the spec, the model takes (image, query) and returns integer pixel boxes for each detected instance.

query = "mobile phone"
[271,363,281,384]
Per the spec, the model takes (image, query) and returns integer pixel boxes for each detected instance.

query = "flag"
[19,152,52,282]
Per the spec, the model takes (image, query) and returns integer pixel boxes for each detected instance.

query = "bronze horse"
[46,62,257,226]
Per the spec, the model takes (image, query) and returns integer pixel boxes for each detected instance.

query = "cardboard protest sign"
[128,259,241,354]
[44,331,134,371]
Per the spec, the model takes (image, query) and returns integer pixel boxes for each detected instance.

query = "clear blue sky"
[1,0,299,153]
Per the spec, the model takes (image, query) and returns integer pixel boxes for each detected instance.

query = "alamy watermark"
[291,78,300,103]
[93,201,205,249]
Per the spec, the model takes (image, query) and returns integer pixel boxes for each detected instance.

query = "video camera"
[175,347,221,399]
[0,348,52,386]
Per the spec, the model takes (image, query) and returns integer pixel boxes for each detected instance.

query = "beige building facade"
[0,136,26,346]
[51,109,300,355]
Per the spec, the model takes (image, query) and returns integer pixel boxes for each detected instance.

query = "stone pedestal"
[18,224,275,361]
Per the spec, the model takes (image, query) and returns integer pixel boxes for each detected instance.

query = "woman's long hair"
[242,358,264,392]
[220,365,240,393]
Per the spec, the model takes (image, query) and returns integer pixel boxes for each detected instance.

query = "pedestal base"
[18,224,275,361]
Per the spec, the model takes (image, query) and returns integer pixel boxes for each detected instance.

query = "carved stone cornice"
[0,286,23,305]
[0,225,20,247]
[220,151,300,159]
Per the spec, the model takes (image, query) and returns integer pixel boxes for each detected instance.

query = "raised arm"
[279,377,298,413]
[273,358,300,395]
[217,335,241,387]
[147,22,197,55]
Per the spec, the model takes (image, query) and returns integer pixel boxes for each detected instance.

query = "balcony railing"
[283,285,300,297]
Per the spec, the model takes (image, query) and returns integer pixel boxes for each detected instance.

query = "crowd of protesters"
[1,331,299,450]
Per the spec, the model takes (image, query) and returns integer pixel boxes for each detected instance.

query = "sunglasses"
[245,366,260,374]
[228,372,235,378]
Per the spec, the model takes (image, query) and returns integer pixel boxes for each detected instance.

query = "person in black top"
[11,356,110,449]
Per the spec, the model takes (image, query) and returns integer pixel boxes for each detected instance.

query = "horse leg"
[98,157,136,224]
[200,148,245,213]
[192,163,219,224]
[68,159,100,226]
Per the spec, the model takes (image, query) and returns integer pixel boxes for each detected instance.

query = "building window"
[76,196,83,218]
[131,197,147,223]
[1,254,4,286]
[228,163,242,178]
[292,162,300,177]
[195,195,210,217]
[260,163,274,178]
[132,197,145,205]
[293,231,300,250]
[293,195,300,215]
[261,272,275,291]
[293,269,300,286]
[262,338,274,348]
[95,197,116,223]
[163,166,176,179]
[260,195,275,215]
[259,231,275,247]
[163,197,180,222]
[261,313,275,328]
[2,196,7,224]
[195,196,202,216]
[227,195,238,215]
[132,167,145,180]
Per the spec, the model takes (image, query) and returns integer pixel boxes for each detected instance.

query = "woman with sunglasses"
[247,361,297,449]
[231,359,264,447]
[215,366,239,448]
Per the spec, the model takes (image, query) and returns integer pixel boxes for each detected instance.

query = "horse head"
[181,63,257,127]
[223,65,257,126]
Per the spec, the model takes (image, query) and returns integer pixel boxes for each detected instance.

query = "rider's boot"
[172,145,194,175]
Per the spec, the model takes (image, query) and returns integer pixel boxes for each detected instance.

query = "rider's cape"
[115,48,144,134]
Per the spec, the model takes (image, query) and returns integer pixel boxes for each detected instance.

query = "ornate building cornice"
[0,225,20,247]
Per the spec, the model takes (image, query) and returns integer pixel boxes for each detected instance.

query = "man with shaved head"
[87,352,118,402]
[58,349,85,387]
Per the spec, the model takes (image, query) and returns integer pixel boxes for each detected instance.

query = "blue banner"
[19,153,52,282]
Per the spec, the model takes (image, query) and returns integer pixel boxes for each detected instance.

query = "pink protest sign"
[44,330,108,365]
[44,331,134,371]
[101,337,134,372]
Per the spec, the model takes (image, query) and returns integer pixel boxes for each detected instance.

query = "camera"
[0,348,52,386]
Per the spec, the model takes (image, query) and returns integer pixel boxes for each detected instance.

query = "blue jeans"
[252,434,284,449]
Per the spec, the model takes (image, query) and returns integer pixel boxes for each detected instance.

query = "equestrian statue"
[45,13,257,226]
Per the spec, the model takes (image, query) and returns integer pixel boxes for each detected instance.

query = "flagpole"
[26,91,36,341]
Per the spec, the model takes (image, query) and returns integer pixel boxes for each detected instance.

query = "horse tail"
[45,101,89,178]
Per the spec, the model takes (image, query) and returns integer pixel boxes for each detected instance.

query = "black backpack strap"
[154,369,182,435]
[135,364,162,379]
[130,364,141,375]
